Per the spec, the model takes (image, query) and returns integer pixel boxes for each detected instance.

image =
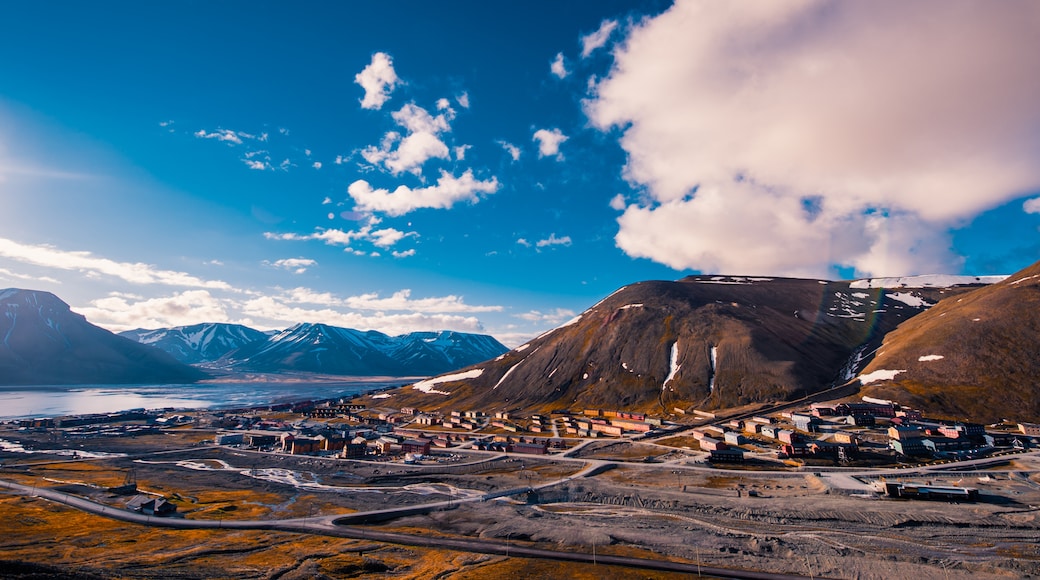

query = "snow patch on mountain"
[851,275,1007,289]
[858,369,905,384]
[918,354,944,362]
[663,342,680,390]
[888,292,933,308]
[413,368,484,395]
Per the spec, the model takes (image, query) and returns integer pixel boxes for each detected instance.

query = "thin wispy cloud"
[0,237,232,290]
[265,258,317,274]
[581,19,618,58]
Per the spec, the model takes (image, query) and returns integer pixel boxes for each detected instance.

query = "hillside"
[373,276,977,414]
[0,289,207,385]
[857,262,1040,422]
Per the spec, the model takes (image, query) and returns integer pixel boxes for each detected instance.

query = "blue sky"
[1,1,1039,346]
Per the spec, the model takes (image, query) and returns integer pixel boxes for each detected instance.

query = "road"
[0,477,825,580]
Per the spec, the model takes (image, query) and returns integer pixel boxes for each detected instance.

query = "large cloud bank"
[588,0,1040,277]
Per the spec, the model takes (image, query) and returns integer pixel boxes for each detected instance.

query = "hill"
[857,262,1040,422]
[373,275,980,414]
[0,289,207,385]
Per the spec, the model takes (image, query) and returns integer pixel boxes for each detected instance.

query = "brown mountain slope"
[375,276,971,415]
[858,262,1040,422]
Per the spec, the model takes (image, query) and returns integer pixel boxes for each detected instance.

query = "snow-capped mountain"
[0,288,207,385]
[217,323,509,376]
[119,323,269,364]
[377,275,999,414]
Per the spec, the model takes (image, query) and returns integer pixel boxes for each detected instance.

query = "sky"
[1,0,1039,347]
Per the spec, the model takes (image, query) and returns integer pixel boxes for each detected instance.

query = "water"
[0,380,407,419]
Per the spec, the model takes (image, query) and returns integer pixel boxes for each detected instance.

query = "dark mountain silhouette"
[0,289,207,385]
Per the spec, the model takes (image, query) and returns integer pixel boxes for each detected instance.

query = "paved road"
[0,477,825,579]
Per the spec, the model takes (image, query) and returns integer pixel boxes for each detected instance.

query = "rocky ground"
[2,429,1039,579]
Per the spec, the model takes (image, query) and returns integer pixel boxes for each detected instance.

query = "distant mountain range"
[205,323,509,377]
[0,289,205,386]
[119,323,271,365]
[376,272,1038,421]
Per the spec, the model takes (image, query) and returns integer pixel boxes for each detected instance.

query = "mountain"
[378,275,990,414]
[0,289,207,386]
[119,323,269,364]
[856,262,1040,422]
[218,323,508,376]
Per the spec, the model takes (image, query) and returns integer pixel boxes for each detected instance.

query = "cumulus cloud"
[266,258,317,274]
[392,249,416,258]
[609,193,627,211]
[347,169,499,216]
[587,0,1040,277]
[456,92,470,109]
[581,19,618,58]
[536,233,572,248]
[516,238,531,248]
[532,128,568,159]
[1024,197,1040,214]
[355,52,399,110]
[77,290,233,331]
[453,144,471,161]
[361,103,454,175]
[551,52,569,78]
[498,140,521,162]
[0,237,233,290]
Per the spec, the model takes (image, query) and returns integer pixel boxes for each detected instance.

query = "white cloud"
[355,52,399,110]
[362,103,453,175]
[322,197,332,205]
[609,193,627,211]
[516,238,531,248]
[266,258,317,274]
[532,128,568,159]
[0,237,233,290]
[244,159,268,170]
[340,289,503,313]
[498,140,521,162]
[194,129,245,145]
[587,0,1040,277]
[347,169,499,217]
[581,19,618,58]
[516,308,576,325]
[265,223,417,251]
[392,249,416,259]
[453,144,471,161]
[312,161,322,170]
[77,290,233,331]
[241,295,485,335]
[536,233,572,248]
[1024,197,1040,214]
[551,52,569,79]
[456,92,470,109]
[0,267,60,284]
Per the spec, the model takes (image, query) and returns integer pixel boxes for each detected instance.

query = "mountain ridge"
[373,275,990,414]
